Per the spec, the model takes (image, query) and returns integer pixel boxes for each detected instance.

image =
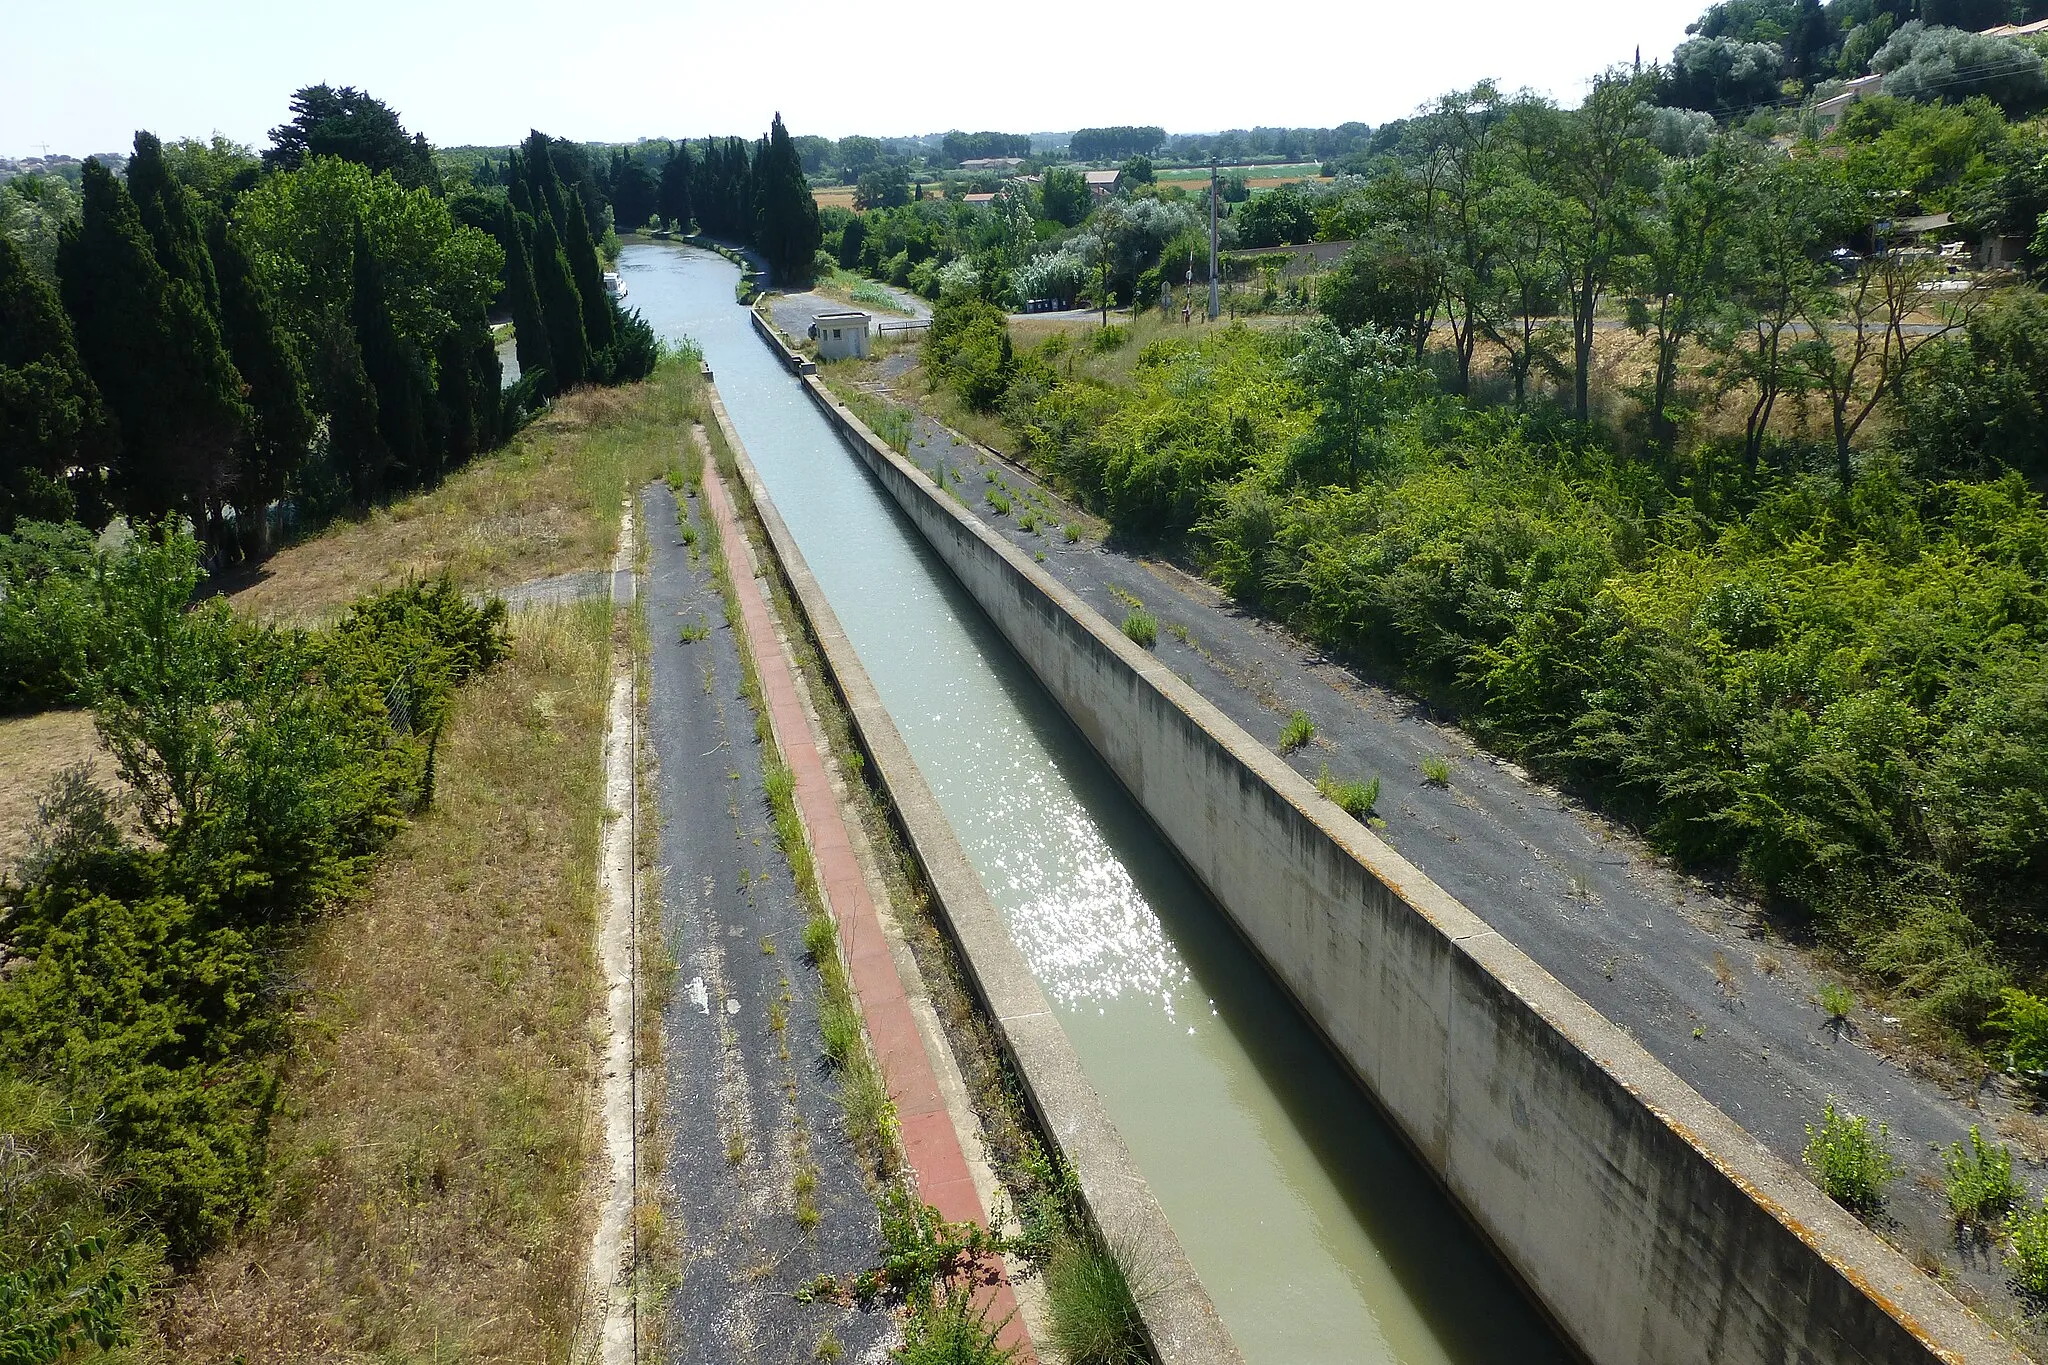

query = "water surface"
[621,242,1570,1365]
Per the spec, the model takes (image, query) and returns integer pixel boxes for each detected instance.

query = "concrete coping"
[699,376,1244,1365]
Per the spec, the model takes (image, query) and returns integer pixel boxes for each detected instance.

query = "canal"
[619,240,1571,1365]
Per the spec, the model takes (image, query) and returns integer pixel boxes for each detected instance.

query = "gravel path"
[866,389,2044,1341]
[642,476,894,1364]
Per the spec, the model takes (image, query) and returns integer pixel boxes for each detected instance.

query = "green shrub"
[1804,1100,1900,1214]
[1420,755,1451,787]
[1990,988,2048,1075]
[1120,611,1157,648]
[896,1288,1019,1365]
[1818,982,1856,1023]
[987,490,1012,516]
[2008,1194,2048,1298]
[1945,1126,2022,1229]
[1044,1234,1148,1365]
[1279,710,1315,753]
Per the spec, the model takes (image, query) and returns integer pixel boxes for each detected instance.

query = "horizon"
[6,0,1704,163]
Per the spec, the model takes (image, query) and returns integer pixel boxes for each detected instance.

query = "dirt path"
[869,389,2046,1343]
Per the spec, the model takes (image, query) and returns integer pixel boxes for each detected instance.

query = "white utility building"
[810,310,871,361]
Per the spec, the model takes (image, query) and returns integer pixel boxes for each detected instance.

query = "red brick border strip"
[700,462,1032,1358]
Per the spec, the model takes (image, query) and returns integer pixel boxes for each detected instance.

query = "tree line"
[1,87,661,566]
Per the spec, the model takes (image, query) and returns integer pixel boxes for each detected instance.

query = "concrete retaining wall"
[702,376,1243,1365]
[752,307,2021,1365]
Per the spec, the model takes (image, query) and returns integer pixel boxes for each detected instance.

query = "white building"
[810,310,871,361]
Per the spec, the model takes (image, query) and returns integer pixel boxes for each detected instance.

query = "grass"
[1804,1099,1900,1216]
[155,602,613,1360]
[1043,1233,1150,1365]
[987,489,1012,516]
[231,359,699,624]
[1420,754,1452,787]
[680,618,710,642]
[1278,709,1315,753]
[0,708,114,863]
[1121,611,1157,648]
[1316,764,1380,820]
[1064,524,1082,543]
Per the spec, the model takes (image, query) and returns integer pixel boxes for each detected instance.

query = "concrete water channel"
[619,241,1573,1365]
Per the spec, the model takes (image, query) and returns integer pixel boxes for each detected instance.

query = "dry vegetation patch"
[0,709,109,863]
[231,365,695,624]
[153,602,612,1363]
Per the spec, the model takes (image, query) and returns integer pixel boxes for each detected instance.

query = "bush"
[1945,1126,2022,1229]
[895,1287,1018,1365]
[1120,611,1156,648]
[2009,1194,2048,1298]
[1990,987,2048,1075]
[1043,1234,1148,1365]
[1804,1100,1900,1214]
[927,295,1014,411]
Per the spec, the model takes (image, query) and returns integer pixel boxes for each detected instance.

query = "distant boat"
[603,270,627,301]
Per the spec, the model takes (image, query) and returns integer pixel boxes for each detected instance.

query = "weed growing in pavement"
[680,619,709,642]
[987,490,1012,516]
[2009,1196,2048,1297]
[895,1289,1019,1365]
[1279,710,1315,753]
[1168,622,1190,644]
[1804,1099,1899,1215]
[804,914,837,963]
[1121,611,1157,648]
[794,1164,821,1229]
[1020,511,1038,533]
[1316,764,1380,820]
[1757,951,1782,976]
[1044,1230,1153,1365]
[819,993,862,1066]
[1064,523,1082,543]
[728,1127,747,1166]
[1420,755,1452,787]
[1107,584,1144,611]
[762,936,776,955]
[814,1332,845,1362]
[1818,981,1856,1024]
[1945,1127,2022,1231]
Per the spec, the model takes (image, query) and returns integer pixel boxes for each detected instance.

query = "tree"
[1546,69,1659,424]
[57,160,247,536]
[856,163,912,211]
[753,114,824,281]
[1120,154,1156,186]
[836,135,884,181]
[657,141,695,230]
[1413,83,1511,394]
[561,193,615,353]
[1475,175,1570,407]
[1875,23,2048,115]
[610,152,658,232]
[1318,241,1439,355]
[1233,185,1317,247]
[208,217,313,558]
[264,85,438,190]
[0,173,81,284]
[530,211,587,391]
[1660,36,1785,113]
[125,132,219,315]
[499,202,553,390]
[349,222,434,497]
[1040,166,1089,227]
[0,236,114,529]
[1283,319,1428,487]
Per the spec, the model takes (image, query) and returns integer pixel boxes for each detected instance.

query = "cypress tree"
[562,198,614,353]
[127,130,220,314]
[58,158,247,534]
[350,223,435,495]
[530,212,587,392]
[499,201,553,390]
[0,235,116,529]
[658,141,694,231]
[208,216,313,558]
[522,131,569,234]
[754,113,824,282]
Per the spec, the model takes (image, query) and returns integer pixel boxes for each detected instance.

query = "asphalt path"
[642,477,894,1364]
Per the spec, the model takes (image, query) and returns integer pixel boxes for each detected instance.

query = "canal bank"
[620,241,1576,1363]
[748,295,2021,1365]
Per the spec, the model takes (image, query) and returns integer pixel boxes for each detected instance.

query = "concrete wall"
[749,307,2021,1365]
[702,376,1243,1365]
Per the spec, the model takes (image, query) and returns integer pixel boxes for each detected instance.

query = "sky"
[5,0,1708,159]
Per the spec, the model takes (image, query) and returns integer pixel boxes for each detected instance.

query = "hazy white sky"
[6,0,1707,159]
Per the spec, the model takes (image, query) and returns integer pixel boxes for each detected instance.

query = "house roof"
[1083,169,1121,186]
[812,310,871,323]
[963,192,997,204]
[1894,212,1955,235]
[1984,16,2048,35]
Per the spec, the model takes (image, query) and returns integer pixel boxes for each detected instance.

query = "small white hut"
[810,310,871,361]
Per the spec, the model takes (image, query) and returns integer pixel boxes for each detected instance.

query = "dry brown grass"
[0,709,113,864]
[152,602,613,1364]
[231,363,697,625]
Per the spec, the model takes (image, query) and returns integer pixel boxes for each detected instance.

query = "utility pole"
[1208,156,1221,321]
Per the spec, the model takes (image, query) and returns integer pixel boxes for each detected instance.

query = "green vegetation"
[0,524,507,1349]
[1944,1126,2023,1230]
[1804,1100,1901,1214]
[2009,1195,2048,1298]
[1316,765,1381,820]
[1121,610,1158,648]
[1279,709,1316,752]
[1819,982,1857,1024]
[1419,755,1452,788]
[1044,1233,1149,1365]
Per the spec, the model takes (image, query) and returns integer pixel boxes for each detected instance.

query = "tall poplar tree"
[499,200,553,389]
[0,235,115,529]
[57,159,247,534]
